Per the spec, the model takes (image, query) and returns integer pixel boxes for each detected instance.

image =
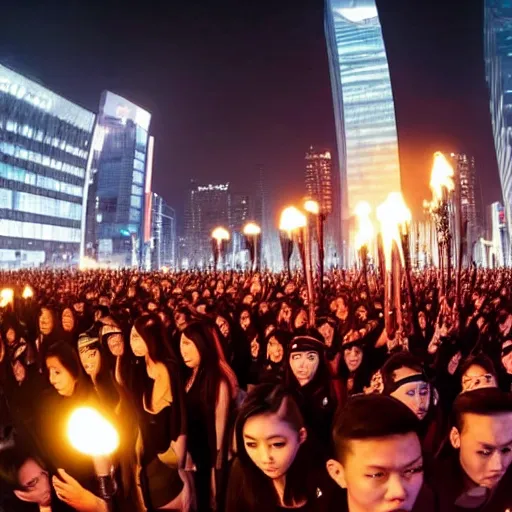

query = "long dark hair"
[133,313,177,364]
[227,384,312,512]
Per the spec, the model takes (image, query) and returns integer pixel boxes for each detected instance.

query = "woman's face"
[79,348,101,378]
[390,367,431,420]
[418,313,427,331]
[344,345,363,372]
[461,364,497,393]
[258,302,269,316]
[61,308,75,332]
[243,412,305,481]
[289,351,320,386]
[12,360,26,383]
[294,310,308,330]
[39,309,54,336]
[267,336,284,363]
[180,333,201,369]
[318,323,334,347]
[130,327,148,358]
[279,304,292,323]
[174,312,188,331]
[107,333,124,357]
[240,311,251,331]
[216,316,230,338]
[5,328,15,345]
[46,356,76,397]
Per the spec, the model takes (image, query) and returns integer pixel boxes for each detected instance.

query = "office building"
[184,181,231,268]
[0,63,95,268]
[485,1,512,244]
[325,0,401,262]
[150,192,177,270]
[91,91,152,267]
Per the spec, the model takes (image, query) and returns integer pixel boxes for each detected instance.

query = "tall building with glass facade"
[485,1,512,249]
[0,64,95,268]
[91,91,151,267]
[150,192,177,270]
[325,0,401,261]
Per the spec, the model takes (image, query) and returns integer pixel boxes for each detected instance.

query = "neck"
[272,474,287,505]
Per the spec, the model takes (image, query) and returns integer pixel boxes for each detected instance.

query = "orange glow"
[430,151,454,204]
[211,226,230,242]
[354,201,374,250]
[279,206,307,236]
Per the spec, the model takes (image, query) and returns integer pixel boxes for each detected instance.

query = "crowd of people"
[0,267,510,511]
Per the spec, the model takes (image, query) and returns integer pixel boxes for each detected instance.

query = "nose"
[49,373,57,385]
[385,473,407,502]
[259,445,273,464]
[488,451,505,473]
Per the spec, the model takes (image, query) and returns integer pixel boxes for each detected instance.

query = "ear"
[298,427,307,446]
[326,459,346,488]
[14,489,32,503]
[450,426,461,449]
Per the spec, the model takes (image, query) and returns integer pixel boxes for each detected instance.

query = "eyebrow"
[365,455,423,471]
[243,435,285,441]
[480,439,512,449]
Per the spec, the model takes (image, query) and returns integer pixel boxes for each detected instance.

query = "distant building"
[325,0,401,264]
[0,63,95,268]
[150,192,177,270]
[485,1,512,246]
[184,181,230,268]
[89,91,152,268]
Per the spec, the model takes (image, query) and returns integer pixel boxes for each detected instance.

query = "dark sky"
[0,0,501,227]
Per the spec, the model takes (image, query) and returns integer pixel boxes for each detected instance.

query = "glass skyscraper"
[0,63,95,268]
[325,0,401,257]
[484,1,512,248]
[90,91,152,267]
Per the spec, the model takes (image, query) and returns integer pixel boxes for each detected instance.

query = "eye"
[366,472,385,479]
[403,465,424,476]
[406,390,415,397]
[478,449,492,457]
[501,447,511,454]
[245,442,257,449]
[273,442,286,448]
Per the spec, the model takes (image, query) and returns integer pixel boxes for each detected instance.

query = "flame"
[430,151,454,204]
[22,285,34,299]
[0,288,14,308]
[354,201,374,250]
[376,192,411,270]
[243,222,261,236]
[279,206,307,236]
[211,226,230,241]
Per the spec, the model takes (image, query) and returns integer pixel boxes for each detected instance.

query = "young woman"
[226,383,342,512]
[179,321,237,511]
[129,313,191,511]
[258,330,291,385]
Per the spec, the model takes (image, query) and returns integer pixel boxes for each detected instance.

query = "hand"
[52,469,107,512]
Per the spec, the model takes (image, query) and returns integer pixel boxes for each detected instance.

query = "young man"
[327,394,435,512]
[0,448,108,512]
[432,387,512,510]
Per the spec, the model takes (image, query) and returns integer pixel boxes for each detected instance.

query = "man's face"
[390,367,431,421]
[14,459,51,506]
[452,412,512,489]
[327,433,424,512]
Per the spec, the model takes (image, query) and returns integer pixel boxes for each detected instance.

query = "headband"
[387,373,429,394]
[502,344,512,358]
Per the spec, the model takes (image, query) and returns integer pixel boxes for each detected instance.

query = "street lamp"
[0,288,14,309]
[211,226,230,271]
[304,199,325,295]
[243,222,261,273]
[67,407,119,510]
[279,206,306,276]
[21,285,34,299]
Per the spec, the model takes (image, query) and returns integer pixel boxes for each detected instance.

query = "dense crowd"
[0,267,511,511]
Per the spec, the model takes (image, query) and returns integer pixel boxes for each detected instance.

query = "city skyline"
[0,0,503,230]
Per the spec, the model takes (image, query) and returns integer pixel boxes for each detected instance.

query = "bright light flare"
[211,227,230,242]
[430,151,454,204]
[376,192,411,270]
[22,285,34,299]
[0,289,14,308]
[304,200,320,215]
[243,222,261,236]
[67,407,119,457]
[279,206,307,236]
[354,201,374,250]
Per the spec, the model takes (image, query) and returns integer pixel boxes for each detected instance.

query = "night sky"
[0,0,500,228]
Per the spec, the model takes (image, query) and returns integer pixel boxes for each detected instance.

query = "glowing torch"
[243,222,261,273]
[279,206,306,277]
[354,201,374,294]
[67,407,119,509]
[0,289,14,309]
[22,285,34,300]
[211,227,230,271]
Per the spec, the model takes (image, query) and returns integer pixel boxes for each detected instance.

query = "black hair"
[332,394,420,463]
[0,447,43,490]
[452,387,512,432]
[45,341,82,381]
[458,354,497,380]
[227,384,313,512]
[381,352,425,394]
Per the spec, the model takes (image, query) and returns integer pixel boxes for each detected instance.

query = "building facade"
[485,1,512,248]
[91,91,152,267]
[0,63,95,268]
[183,181,231,268]
[325,0,401,262]
[150,192,177,270]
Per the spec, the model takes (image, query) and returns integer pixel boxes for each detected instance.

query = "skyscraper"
[485,1,512,247]
[150,192,177,270]
[0,63,95,268]
[91,91,152,267]
[325,0,401,261]
[183,181,230,268]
